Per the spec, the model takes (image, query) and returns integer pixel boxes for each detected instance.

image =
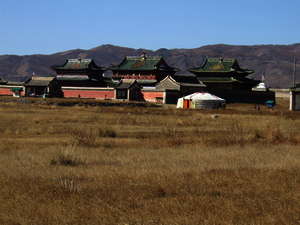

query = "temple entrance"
[164,90,180,104]
[116,89,128,100]
[26,87,47,97]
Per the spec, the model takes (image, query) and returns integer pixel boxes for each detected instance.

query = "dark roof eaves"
[52,59,106,71]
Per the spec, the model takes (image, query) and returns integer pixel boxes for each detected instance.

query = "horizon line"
[1,42,300,57]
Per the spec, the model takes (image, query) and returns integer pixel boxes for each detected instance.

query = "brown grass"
[0,97,299,225]
[50,145,87,166]
[70,128,98,147]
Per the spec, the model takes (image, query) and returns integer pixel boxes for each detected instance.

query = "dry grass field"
[0,97,299,225]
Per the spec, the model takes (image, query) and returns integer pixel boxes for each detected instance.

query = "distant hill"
[0,44,300,88]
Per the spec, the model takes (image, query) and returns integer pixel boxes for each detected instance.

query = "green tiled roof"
[53,59,105,71]
[111,56,177,71]
[189,58,254,75]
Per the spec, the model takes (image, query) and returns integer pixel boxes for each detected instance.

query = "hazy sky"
[0,0,299,55]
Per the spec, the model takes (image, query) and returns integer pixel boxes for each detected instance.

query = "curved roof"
[110,55,178,72]
[52,59,106,71]
[189,57,254,75]
[24,76,55,87]
[181,92,225,101]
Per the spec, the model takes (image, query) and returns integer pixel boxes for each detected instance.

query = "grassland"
[0,97,299,225]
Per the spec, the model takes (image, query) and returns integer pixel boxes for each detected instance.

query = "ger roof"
[182,92,225,101]
[53,59,105,71]
[111,56,177,71]
[189,57,254,75]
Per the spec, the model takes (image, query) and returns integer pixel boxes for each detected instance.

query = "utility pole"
[290,57,297,111]
[293,57,296,87]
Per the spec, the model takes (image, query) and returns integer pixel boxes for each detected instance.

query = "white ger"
[177,92,226,109]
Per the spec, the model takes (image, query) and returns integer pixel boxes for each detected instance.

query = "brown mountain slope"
[0,44,300,88]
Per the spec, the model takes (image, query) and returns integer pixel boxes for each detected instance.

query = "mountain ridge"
[1,44,300,88]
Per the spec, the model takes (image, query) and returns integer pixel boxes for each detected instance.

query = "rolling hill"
[1,44,300,88]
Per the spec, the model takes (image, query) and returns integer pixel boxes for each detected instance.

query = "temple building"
[52,58,118,99]
[110,54,178,86]
[52,59,107,87]
[189,57,274,103]
[189,57,258,90]
[290,84,300,111]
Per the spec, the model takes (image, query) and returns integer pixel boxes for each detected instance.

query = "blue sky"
[0,0,299,55]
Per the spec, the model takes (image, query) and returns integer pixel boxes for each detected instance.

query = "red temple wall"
[0,88,13,95]
[62,89,115,99]
[0,87,25,96]
[141,91,164,102]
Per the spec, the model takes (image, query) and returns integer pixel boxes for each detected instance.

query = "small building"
[0,79,25,97]
[290,84,300,110]
[24,77,61,97]
[141,75,206,104]
[111,54,178,85]
[115,79,141,101]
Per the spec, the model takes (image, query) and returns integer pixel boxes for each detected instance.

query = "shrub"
[50,145,86,166]
[70,128,98,147]
[263,123,285,144]
[199,121,248,147]
[98,127,117,138]
[226,120,247,146]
